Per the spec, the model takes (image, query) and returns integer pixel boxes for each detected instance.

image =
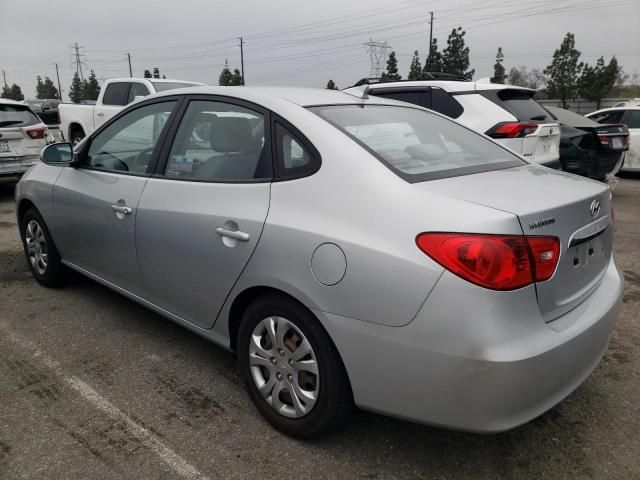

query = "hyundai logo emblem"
[590,200,601,217]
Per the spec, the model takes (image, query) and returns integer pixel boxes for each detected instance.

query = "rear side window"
[483,89,553,123]
[431,88,464,118]
[102,82,130,106]
[310,104,523,182]
[588,110,625,124]
[624,111,640,128]
[128,83,150,103]
[274,122,320,178]
[370,90,429,109]
[0,104,40,127]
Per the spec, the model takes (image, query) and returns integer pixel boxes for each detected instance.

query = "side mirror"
[40,142,74,164]
[42,106,51,112]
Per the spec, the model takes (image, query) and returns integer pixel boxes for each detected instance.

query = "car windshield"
[151,81,202,92]
[310,104,524,181]
[0,104,40,128]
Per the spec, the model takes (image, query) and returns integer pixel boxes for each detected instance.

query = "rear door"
[135,96,272,329]
[51,99,178,295]
[96,82,131,129]
[621,110,640,171]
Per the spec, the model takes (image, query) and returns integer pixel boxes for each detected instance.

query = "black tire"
[237,293,353,439]
[70,129,84,146]
[20,208,67,287]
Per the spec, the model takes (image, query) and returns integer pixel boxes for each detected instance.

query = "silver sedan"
[15,86,623,438]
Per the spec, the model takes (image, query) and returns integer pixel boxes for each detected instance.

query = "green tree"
[380,51,401,81]
[69,72,83,103]
[218,60,234,86]
[408,51,422,80]
[1,83,24,100]
[325,79,338,90]
[491,47,505,84]
[35,76,45,99]
[544,32,583,108]
[442,27,474,79]
[423,38,443,74]
[230,68,243,86]
[81,70,101,101]
[41,77,59,99]
[143,69,152,78]
[578,56,619,110]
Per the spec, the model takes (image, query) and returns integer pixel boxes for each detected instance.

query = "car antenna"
[343,84,369,100]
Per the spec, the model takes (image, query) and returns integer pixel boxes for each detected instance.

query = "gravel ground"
[0,176,638,480]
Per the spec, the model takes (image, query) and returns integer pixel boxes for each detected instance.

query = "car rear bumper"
[317,255,623,432]
[0,156,40,177]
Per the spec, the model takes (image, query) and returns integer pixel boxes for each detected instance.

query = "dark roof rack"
[351,73,470,88]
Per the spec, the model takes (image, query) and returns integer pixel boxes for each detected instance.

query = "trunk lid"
[424,164,612,321]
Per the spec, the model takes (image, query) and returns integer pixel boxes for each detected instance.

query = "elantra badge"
[529,218,556,230]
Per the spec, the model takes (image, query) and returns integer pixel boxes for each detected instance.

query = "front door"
[136,98,272,328]
[51,100,178,294]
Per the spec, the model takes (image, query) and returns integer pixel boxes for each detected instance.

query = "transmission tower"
[363,39,391,79]
[70,42,87,81]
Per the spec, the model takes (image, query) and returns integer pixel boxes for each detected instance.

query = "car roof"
[587,106,640,115]
[360,79,535,94]
[0,98,26,106]
[106,77,206,85]
[151,85,405,108]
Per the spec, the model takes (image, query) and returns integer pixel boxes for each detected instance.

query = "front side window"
[86,101,176,173]
[102,82,130,106]
[164,100,269,181]
[311,104,524,181]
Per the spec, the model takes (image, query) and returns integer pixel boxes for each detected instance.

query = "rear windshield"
[310,104,524,182]
[151,82,201,92]
[484,89,554,123]
[0,104,40,128]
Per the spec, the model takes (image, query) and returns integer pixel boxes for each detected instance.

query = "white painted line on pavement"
[3,327,213,480]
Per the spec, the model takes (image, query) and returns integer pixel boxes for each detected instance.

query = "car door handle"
[96,112,105,117]
[216,227,250,242]
[111,204,132,215]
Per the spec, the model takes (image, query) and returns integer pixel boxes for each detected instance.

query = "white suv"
[345,78,560,167]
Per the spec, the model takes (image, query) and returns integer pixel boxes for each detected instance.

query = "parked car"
[345,76,561,167]
[58,77,205,145]
[17,86,622,439]
[0,98,48,178]
[586,107,640,172]
[544,106,629,180]
[611,98,640,108]
[24,99,61,125]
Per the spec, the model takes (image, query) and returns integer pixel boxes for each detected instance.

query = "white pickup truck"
[59,77,205,145]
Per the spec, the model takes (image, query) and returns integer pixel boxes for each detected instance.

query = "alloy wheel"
[249,316,319,418]
[25,220,48,276]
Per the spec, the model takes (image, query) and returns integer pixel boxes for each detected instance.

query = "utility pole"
[127,53,133,77]
[54,63,63,100]
[2,69,7,89]
[239,37,245,85]
[427,11,434,66]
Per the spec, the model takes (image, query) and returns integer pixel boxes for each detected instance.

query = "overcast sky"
[1,0,638,101]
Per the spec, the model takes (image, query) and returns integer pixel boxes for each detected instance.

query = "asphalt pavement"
[1,176,639,479]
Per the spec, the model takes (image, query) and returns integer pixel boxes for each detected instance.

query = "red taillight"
[597,134,610,146]
[26,127,46,140]
[485,122,538,139]
[416,233,560,291]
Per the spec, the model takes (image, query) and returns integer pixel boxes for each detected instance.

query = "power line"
[364,39,391,79]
